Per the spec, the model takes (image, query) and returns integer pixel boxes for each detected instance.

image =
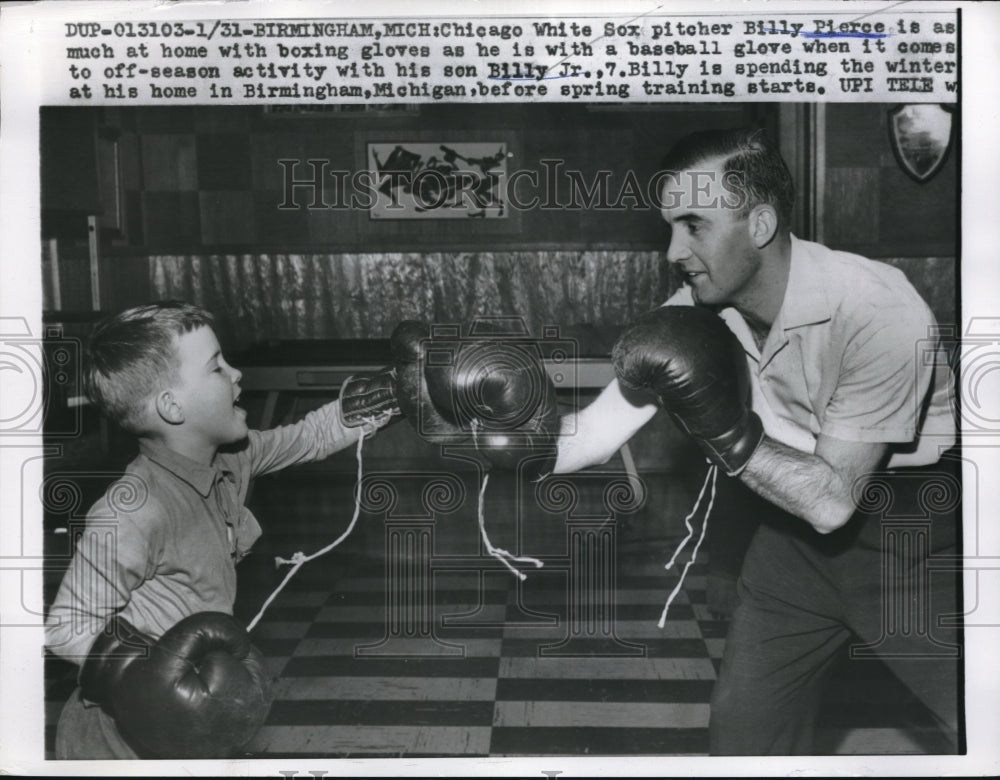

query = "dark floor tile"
[577,603,695,621]
[237,605,322,623]
[496,678,714,703]
[307,621,503,640]
[490,726,709,755]
[266,699,494,727]
[697,620,729,639]
[252,638,301,657]
[282,656,500,678]
[500,637,706,658]
[318,588,511,608]
[250,750,489,759]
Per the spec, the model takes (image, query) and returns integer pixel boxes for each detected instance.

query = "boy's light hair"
[84,301,214,434]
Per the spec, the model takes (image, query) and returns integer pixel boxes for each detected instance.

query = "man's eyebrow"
[672,213,706,225]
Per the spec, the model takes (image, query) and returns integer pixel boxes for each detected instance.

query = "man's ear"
[748,204,779,248]
[154,390,184,425]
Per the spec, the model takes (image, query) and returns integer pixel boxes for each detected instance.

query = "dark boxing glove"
[79,612,271,759]
[391,320,468,444]
[611,306,764,476]
[391,319,560,478]
[338,366,400,428]
[79,615,155,706]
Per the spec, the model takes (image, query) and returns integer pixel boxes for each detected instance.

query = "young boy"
[44,301,397,759]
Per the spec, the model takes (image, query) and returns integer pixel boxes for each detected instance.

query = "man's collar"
[777,234,833,330]
[138,438,221,496]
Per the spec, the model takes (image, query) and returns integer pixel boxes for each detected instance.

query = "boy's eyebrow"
[204,349,221,366]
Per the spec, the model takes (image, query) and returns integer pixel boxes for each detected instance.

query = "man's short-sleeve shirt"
[666,235,955,467]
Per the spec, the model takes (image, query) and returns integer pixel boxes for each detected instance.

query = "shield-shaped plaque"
[889,104,955,184]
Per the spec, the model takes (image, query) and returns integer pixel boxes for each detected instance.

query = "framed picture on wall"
[365,140,509,219]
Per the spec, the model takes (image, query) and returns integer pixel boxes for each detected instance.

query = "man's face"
[170,325,247,448]
[659,156,760,307]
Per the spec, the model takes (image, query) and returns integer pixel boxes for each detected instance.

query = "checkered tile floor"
[239,557,717,758]
[44,468,955,758]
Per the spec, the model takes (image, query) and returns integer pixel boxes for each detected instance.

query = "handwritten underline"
[491,24,891,83]
[774,29,890,39]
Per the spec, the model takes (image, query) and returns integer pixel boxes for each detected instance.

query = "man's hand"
[611,306,764,476]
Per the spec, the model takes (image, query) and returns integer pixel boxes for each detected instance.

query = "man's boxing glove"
[392,319,560,478]
[338,367,400,427]
[79,612,271,759]
[391,320,468,443]
[611,306,764,476]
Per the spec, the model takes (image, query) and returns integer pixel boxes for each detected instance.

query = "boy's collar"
[138,438,227,496]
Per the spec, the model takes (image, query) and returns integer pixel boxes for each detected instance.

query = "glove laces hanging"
[475,473,544,581]
[470,419,544,581]
[657,463,718,628]
[247,420,376,633]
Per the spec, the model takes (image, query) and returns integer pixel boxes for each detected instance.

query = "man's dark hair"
[661,127,795,225]
[84,301,214,434]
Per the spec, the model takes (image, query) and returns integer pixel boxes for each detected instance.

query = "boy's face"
[170,325,247,449]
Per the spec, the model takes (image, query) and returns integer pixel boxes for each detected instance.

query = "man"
[390,127,958,755]
[551,127,959,754]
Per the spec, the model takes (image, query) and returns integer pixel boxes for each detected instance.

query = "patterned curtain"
[150,251,682,352]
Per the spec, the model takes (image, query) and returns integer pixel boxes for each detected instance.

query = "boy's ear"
[154,390,185,425]
[748,203,779,248]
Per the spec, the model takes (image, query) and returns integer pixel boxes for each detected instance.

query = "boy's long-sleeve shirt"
[46,401,362,662]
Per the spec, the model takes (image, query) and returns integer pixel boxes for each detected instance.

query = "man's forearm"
[552,380,660,475]
[739,437,856,534]
[553,412,618,473]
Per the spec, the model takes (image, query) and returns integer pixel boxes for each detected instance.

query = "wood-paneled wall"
[821,103,956,259]
[41,103,957,331]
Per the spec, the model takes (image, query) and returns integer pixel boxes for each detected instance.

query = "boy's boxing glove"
[338,367,400,427]
[80,611,271,758]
